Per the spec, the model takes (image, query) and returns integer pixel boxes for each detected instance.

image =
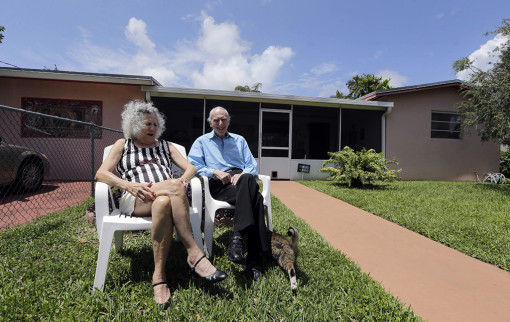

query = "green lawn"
[0,197,419,321]
[300,180,510,272]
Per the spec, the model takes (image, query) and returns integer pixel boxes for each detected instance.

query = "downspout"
[381,103,393,157]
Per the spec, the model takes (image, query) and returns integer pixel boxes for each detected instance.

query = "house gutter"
[381,104,393,157]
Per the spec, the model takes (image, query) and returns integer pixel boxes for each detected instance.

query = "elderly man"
[188,106,269,280]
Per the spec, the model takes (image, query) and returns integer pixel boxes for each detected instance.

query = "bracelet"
[178,178,187,186]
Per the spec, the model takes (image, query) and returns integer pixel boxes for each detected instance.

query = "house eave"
[359,79,463,101]
[144,86,393,110]
[0,67,161,86]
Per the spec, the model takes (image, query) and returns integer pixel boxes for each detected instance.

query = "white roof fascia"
[0,68,158,86]
[143,86,393,110]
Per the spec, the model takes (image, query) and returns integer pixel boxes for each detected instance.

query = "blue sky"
[1,0,509,97]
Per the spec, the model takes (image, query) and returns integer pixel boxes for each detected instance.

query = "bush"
[501,151,510,178]
[319,146,401,187]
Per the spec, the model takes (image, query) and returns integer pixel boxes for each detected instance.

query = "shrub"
[501,151,510,178]
[319,146,401,187]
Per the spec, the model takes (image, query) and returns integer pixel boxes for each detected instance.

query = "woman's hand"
[127,181,156,202]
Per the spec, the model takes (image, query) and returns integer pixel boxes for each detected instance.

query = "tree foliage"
[346,74,392,98]
[234,82,262,92]
[332,74,392,99]
[500,151,510,178]
[453,19,510,145]
[319,146,401,187]
[330,90,348,99]
[0,26,5,44]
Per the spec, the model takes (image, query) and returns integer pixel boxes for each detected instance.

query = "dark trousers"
[209,170,270,253]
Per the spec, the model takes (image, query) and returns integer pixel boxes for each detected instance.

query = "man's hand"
[213,170,244,185]
[213,170,231,185]
[231,173,244,185]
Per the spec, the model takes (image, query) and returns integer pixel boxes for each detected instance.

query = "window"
[21,97,102,138]
[292,106,339,159]
[431,112,460,139]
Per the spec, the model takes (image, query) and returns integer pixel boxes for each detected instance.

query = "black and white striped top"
[116,139,174,183]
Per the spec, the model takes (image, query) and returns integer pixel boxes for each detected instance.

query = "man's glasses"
[212,118,229,124]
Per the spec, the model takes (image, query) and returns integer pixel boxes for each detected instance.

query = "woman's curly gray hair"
[121,100,166,140]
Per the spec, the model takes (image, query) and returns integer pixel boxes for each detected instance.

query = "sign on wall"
[297,163,311,173]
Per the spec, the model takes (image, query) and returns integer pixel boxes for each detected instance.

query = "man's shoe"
[227,235,246,264]
[250,267,264,281]
[244,252,264,281]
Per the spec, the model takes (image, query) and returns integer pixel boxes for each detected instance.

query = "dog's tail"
[287,227,299,255]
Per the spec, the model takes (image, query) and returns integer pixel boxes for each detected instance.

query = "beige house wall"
[382,86,500,181]
[0,77,144,128]
[0,77,145,181]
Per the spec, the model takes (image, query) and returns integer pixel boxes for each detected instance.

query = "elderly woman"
[95,100,226,309]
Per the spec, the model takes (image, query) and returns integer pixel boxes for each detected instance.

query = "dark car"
[0,136,50,192]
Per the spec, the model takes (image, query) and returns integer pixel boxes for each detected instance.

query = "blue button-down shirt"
[188,130,258,178]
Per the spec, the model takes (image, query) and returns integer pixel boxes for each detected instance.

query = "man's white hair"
[207,106,231,122]
[121,100,166,139]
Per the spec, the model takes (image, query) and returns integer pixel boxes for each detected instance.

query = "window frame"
[431,111,461,140]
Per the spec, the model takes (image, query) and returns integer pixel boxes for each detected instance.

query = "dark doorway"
[341,109,383,152]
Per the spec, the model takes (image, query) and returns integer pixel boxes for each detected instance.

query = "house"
[0,67,500,181]
[360,80,500,181]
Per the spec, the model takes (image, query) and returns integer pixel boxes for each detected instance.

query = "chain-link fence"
[0,104,123,230]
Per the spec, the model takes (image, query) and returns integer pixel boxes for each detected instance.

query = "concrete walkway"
[271,181,510,322]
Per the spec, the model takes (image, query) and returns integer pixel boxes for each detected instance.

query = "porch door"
[259,109,291,179]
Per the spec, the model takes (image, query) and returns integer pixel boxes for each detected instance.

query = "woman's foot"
[187,251,227,283]
[187,251,217,277]
[152,281,171,309]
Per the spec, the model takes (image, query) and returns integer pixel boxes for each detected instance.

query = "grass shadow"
[331,181,395,191]
[473,182,510,194]
[119,233,233,299]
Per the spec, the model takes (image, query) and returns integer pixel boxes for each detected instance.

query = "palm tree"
[345,74,391,99]
[330,90,347,99]
[235,83,262,93]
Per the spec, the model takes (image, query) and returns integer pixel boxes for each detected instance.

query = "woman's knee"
[152,196,172,213]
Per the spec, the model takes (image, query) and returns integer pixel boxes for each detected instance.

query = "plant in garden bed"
[319,146,401,187]
[500,150,510,179]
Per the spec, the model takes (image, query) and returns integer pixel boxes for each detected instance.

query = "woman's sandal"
[152,281,171,310]
[188,255,228,283]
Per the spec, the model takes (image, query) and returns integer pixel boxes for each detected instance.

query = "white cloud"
[186,14,294,90]
[319,81,347,98]
[66,14,293,91]
[124,18,155,50]
[456,34,509,81]
[376,69,408,87]
[310,63,336,76]
[196,14,249,58]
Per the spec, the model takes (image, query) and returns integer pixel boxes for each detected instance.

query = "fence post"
[91,125,95,197]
